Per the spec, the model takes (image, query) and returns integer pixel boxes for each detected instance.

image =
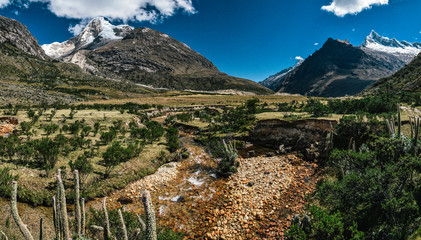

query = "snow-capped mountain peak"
[361,30,421,55]
[259,57,304,91]
[42,17,133,59]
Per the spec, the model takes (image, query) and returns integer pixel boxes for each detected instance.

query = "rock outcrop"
[0,15,48,60]
[249,119,337,160]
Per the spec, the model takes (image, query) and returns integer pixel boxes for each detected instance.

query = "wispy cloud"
[0,0,10,8]
[322,0,388,17]
[314,43,319,46]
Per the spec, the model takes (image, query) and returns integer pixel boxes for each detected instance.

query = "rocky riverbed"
[89,133,320,239]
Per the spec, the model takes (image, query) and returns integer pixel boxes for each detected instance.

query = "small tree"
[20,121,32,138]
[100,130,117,145]
[102,142,127,178]
[34,138,59,176]
[44,124,59,136]
[93,122,101,136]
[2,135,20,162]
[146,121,164,142]
[166,127,180,153]
[81,126,92,138]
[69,153,93,185]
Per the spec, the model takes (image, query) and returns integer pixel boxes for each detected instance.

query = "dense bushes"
[333,115,388,150]
[314,136,421,239]
[287,205,364,240]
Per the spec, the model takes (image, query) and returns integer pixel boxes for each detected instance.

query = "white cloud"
[295,56,304,61]
[19,0,195,23]
[314,42,319,46]
[322,0,388,17]
[68,19,89,35]
[0,0,10,8]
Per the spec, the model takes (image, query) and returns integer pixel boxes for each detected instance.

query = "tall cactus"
[142,190,157,240]
[118,209,129,240]
[102,197,112,240]
[81,198,86,235]
[39,218,43,240]
[74,170,81,236]
[0,229,7,240]
[52,196,60,240]
[136,214,146,232]
[57,169,70,240]
[10,181,34,240]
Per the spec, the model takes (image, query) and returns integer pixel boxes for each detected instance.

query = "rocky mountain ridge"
[42,18,272,94]
[276,38,407,97]
[261,31,419,97]
[0,15,48,60]
[259,58,304,91]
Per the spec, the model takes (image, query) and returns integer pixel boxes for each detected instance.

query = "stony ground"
[89,132,320,239]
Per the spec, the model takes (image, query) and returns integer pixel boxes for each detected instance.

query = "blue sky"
[0,0,420,82]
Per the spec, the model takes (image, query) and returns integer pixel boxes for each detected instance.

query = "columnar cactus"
[10,181,34,240]
[52,196,61,240]
[74,170,81,236]
[81,198,86,235]
[136,214,146,232]
[0,229,7,240]
[57,169,70,240]
[102,197,112,240]
[142,190,157,240]
[39,218,43,240]
[118,209,129,240]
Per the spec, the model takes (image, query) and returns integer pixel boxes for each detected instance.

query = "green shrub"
[286,205,364,240]
[166,127,180,153]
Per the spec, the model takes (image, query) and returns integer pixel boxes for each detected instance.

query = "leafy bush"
[166,127,180,153]
[33,137,59,175]
[286,205,364,240]
[69,153,93,184]
[0,167,19,197]
[304,99,330,117]
[317,137,421,239]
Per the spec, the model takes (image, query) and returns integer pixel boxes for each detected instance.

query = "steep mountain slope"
[264,31,420,97]
[259,58,304,91]
[43,18,272,94]
[0,15,48,60]
[0,15,154,104]
[277,38,407,97]
[367,53,421,93]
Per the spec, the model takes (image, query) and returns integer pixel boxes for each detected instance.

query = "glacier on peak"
[361,30,421,56]
[42,17,133,59]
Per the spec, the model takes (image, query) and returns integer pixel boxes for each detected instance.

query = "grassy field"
[76,94,308,107]
[1,108,172,205]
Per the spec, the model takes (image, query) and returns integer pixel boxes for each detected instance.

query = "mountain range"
[261,30,421,97]
[1,14,421,101]
[41,17,272,94]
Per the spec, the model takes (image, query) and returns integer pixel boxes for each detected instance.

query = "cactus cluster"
[9,170,158,240]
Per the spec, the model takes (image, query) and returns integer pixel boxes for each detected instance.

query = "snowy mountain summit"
[42,17,133,59]
[361,30,421,56]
